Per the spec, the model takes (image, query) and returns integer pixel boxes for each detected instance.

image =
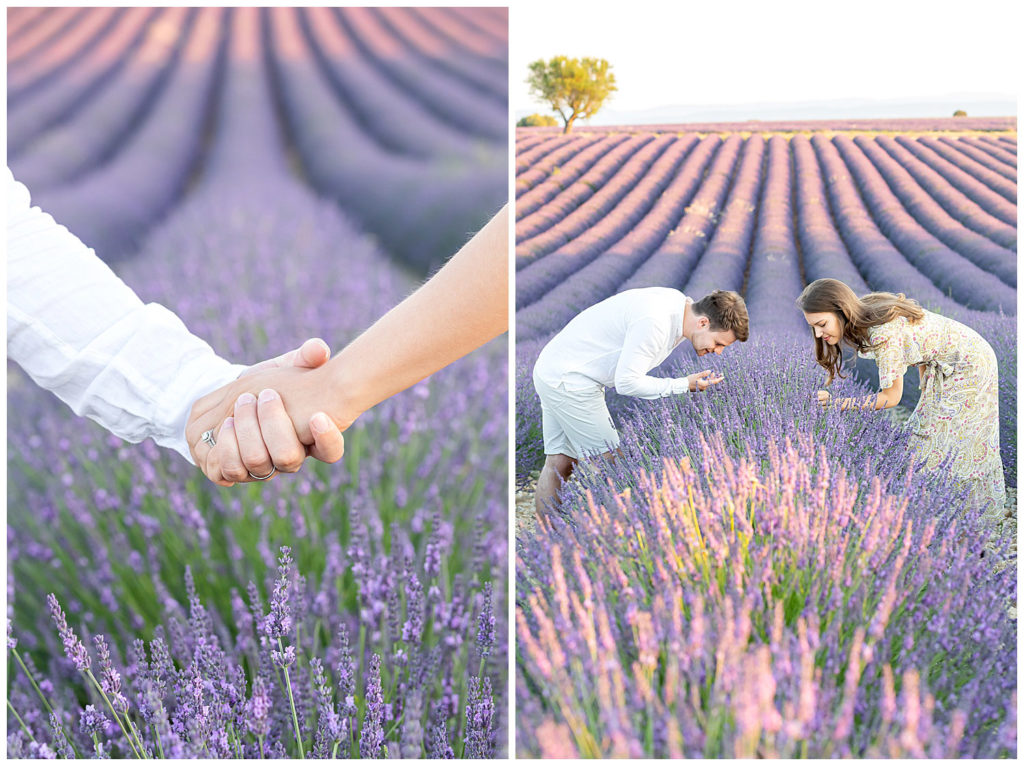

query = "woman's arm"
[324,203,508,427]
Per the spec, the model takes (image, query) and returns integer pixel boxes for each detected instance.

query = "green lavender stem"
[7,698,37,743]
[278,638,306,758]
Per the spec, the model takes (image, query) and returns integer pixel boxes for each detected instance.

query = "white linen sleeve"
[613,316,690,398]
[6,168,246,462]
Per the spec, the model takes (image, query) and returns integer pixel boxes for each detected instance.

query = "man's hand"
[186,338,347,486]
[688,369,725,392]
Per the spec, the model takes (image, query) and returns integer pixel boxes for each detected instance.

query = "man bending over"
[532,287,749,512]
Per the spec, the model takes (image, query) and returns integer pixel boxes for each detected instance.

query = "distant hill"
[516,94,1017,127]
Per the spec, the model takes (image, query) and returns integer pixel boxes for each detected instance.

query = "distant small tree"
[517,113,559,127]
[953,109,968,117]
[526,56,617,134]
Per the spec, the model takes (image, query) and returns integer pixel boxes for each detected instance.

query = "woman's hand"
[816,389,832,407]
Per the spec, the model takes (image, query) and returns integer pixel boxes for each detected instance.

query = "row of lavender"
[7,6,508,273]
[8,7,508,759]
[517,337,1016,756]
[515,127,1017,484]
[517,130,1015,329]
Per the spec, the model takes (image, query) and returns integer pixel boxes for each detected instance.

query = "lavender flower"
[476,582,495,659]
[464,676,496,758]
[359,654,385,759]
[79,705,109,742]
[49,713,75,758]
[429,720,455,759]
[47,594,90,672]
[263,547,294,640]
[93,635,128,715]
[245,677,271,741]
[271,644,296,669]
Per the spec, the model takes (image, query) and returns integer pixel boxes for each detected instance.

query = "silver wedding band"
[248,466,278,481]
[200,429,217,448]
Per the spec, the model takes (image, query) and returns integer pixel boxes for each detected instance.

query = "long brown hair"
[795,278,925,384]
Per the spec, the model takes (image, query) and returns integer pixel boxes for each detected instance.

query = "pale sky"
[510,0,1020,116]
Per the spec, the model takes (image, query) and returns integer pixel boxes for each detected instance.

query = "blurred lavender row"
[8,7,508,759]
[8,6,508,273]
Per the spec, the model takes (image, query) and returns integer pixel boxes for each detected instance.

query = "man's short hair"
[692,290,749,341]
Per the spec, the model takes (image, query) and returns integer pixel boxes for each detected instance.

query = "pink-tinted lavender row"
[879,137,1017,250]
[6,8,159,158]
[517,337,1015,757]
[298,7,488,160]
[515,134,632,229]
[372,7,507,103]
[7,7,126,106]
[5,7,85,70]
[9,7,199,191]
[516,135,699,310]
[515,133,662,253]
[331,7,506,141]
[5,7,47,40]
[13,6,220,262]
[265,6,506,273]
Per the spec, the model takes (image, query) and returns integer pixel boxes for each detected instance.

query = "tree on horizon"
[526,56,617,133]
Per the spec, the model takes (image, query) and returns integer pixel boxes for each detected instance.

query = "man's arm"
[613,317,689,398]
[7,169,342,479]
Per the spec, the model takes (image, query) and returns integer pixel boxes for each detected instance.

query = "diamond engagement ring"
[248,467,278,481]
[200,429,217,448]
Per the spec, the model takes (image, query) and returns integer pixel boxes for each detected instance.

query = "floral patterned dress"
[858,311,1005,517]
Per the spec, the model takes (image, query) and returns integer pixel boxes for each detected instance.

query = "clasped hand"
[186,338,354,486]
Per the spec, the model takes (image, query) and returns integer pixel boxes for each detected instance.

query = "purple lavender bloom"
[49,713,75,758]
[429,719,456,759]
[92,635,128,715]
[263,547,294,640]
[47,594,90,672]
[245,676,271,741]
[359,654,385,759]
[271,644,296,669]
[402,562,425,646]
[79,705,108,737]
[476,582,495,659]
[464,676,496,758]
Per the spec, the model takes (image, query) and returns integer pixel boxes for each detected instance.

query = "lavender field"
[7,7,507,758]
[515,123,1017,756]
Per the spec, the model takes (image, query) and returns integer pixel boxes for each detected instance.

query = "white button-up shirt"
[534,287,691,398]
[6,169,244,462]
